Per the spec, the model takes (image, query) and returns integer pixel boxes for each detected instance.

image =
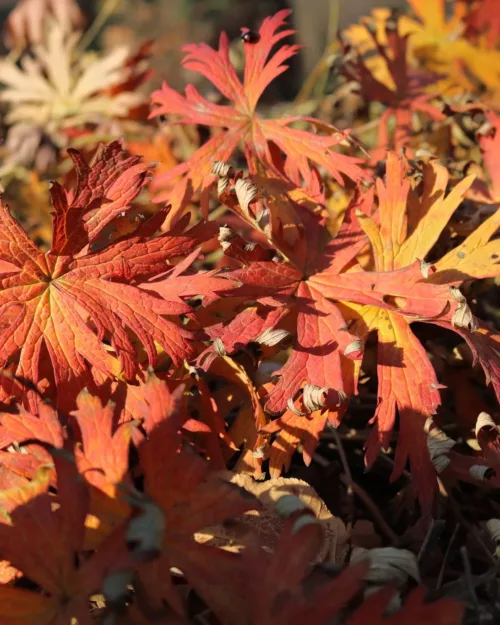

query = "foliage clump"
[0,2,500,623]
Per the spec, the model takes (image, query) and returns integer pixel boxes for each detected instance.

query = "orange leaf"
[0,142,217,411]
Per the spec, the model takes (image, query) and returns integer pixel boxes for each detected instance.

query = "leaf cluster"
[1,2,500,623]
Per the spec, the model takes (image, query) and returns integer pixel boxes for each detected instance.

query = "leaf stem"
[76,0,122,53]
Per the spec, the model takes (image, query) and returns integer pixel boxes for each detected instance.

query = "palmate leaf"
[130,372,260,618]
[0,450,136,625]
[338,153,500,509]
[403,0,500,94]
[466,0,500,48]
[344,1,500,96]
[0,141,218,410]
[187,497,462,625]
[212,164,466,415]
[149,10,366,224]
[209,153,499,509]
[0,389,132,548]
[191,503,365,625]
[341,15,445,159]
[0,402,64,483]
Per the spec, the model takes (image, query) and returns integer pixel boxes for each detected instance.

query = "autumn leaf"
[262,404,329,478]
[190,494,367,625]
[425,417,500,493]
[463,110,500,205]
[206,203,365,419]
[341,14,445,159]
[207,355,270,476]
[71,389,133,547]
[0,402,65,482]
[466,0,500,48]
[335,153,477,509]
[210,153,479,509]
[0,141,217,410]
[351,1,500,95]
[0,19,146,132]
[440,323,500,410]
[149,9,366,224]
[131,372,260,617]
[0,450,137,625]
[0,389,133,546]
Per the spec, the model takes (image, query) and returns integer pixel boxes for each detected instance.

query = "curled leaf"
[287,397,307,417]
[212,161,234,178]
[218,225,237,250]
[235,178,259,214]
[476,412,499,437]
[213,338,227,357]
[256,327,291,347]
[450,287,478,331]
[350,546,420,586]
[303,385,330,413]
[425,418,454,473]
[469,464,496,481]
[487,519,500,543]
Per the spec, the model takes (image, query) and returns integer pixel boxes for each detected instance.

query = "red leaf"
[342,19,445,157]
[0,143,216,410]
[149,10,366,222]
[50,140,152,256]
[0,451,135,625]
[130,373,259,616]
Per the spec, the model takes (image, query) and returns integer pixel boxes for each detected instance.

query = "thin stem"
[294,1,340,104]
[311,449,400,545]
[417,519,445,564]
[440,477,497,566]
[76,0,122,53]
[436,523,459,589]
[330,428,355,529]
[342,476,401,546]
[461,546,479,609]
